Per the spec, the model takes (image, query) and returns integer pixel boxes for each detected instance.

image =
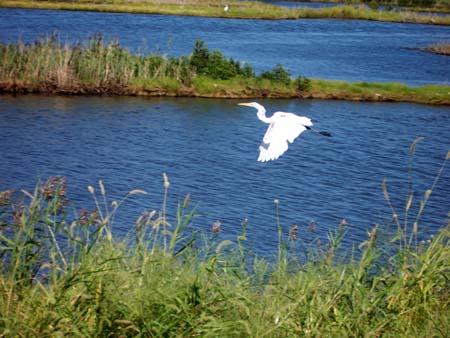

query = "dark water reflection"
[1,8,450,85]
[1,95,449,255]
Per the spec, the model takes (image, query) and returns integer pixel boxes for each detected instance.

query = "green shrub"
[206,50,239,80]
[190,40,210,75]
[259,64,292,86]
[295,75,311,91]
[189,40,259,80]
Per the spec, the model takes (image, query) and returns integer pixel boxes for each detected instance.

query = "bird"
[238,102,331,162]
[224,4,229,12]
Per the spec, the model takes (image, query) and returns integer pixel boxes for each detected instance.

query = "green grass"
[1,35,450,104]
[308,79,450,105]
[1,0,450,25]
[1,146,449,337]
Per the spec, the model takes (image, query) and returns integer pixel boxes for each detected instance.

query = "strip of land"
[1,37,449,105]
[425,42,450,55]
[1,0,450,25]
[2,78,450,105]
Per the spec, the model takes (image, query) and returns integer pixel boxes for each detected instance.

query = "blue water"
[1,95,449,255]
[1,8,450,85]
[0,8,449,256]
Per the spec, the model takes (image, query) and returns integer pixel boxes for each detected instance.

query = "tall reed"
[0,144,449,336]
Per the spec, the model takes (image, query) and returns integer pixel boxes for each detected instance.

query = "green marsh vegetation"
[1,0,450,25]
[351,0,450,13]
[0,35,305,96]
[329,0,450,13]
[0,144,449,336]
[1,35,450,104]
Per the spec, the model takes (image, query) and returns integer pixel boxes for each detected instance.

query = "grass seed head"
[308,219,316,232]
[212,220,221,234]
[40,176,67,200]
[163,172,170,189]
[129,189,147,195]
[413,221,418,234]
[99,180,105,196]
[0,189,14,206]
[409,136,425,156]
[289,224,299,240]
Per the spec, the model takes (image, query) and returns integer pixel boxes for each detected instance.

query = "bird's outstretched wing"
[258,113,310,162]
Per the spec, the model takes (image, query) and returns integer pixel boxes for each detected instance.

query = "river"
[1,95,449,254]
[1,8,450,85]
[0,8,449,256]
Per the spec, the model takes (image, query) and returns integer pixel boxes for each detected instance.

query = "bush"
[206,50,239,80]
[259,64,291,86]
[295,75,311,91]
[189,40,256,80]
[190,40,210,75]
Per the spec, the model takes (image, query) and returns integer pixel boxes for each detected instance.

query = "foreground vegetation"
[1,145,449,336]
[1,0,450,25]
[1,36,450,105]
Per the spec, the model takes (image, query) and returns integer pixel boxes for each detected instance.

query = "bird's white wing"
[258,113,309,162]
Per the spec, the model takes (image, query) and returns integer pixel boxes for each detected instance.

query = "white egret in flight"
[238,102,331,162]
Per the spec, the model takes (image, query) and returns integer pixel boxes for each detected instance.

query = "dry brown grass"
[425,42,450,55]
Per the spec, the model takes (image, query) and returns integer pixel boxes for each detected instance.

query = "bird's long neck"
[255,104,272,123]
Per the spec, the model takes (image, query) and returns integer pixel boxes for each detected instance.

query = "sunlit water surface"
[1,8,450,85]
[1,95,449,255]
[1,8,449,255]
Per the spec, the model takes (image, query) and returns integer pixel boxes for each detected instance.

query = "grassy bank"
[1,36,450,105]
[425,42,450,55]
[306,79,450,105]
[1,148,449,336]
[324,0,450,14]
[1,0,450,25]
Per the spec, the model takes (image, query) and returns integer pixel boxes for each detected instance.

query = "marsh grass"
[2,0,450,25]
[0,35,304,97]
[308,79,450,105]
[0,33,195,94]
[1,35,450,104]
[1,145,449,337]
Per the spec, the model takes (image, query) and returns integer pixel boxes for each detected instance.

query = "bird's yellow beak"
[238,103,253,107]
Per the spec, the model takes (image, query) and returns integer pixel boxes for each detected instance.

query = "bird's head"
[238,102,259,108]
[238,102,266,112]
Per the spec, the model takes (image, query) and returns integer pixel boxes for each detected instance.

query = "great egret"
[224,4,229,12]
[238,102,331,162]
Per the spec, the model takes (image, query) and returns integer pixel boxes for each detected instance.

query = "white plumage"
[238,102,323,162]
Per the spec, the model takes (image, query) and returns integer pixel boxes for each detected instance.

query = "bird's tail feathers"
[305,126,332,137]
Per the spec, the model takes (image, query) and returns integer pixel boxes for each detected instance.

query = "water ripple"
[1,96,449,255]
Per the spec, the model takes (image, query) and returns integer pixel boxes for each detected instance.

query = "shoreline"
[1,35,448,107]
[1,1,450,26]
[2,79,449,105]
